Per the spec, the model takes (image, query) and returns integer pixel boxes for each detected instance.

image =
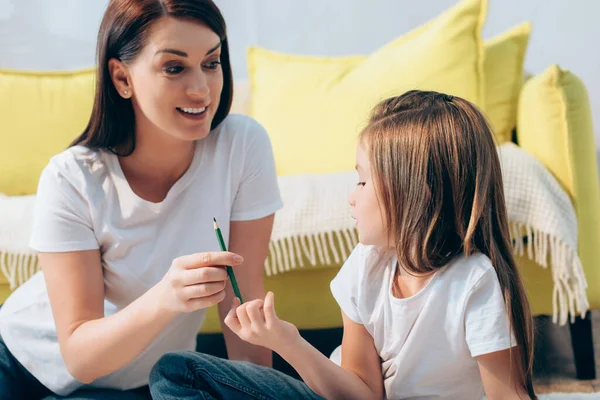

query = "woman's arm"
[225,294,384,400]
[40,249,240,384]
[478,348,530,400]
[218,214,274,367]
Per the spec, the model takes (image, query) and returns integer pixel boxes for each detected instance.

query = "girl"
[150,91,536,399]
[0,0,282,399]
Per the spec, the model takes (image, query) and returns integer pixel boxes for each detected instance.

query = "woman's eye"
[357,182,366,187]
[204,60,221,70]
[164,65,184,75]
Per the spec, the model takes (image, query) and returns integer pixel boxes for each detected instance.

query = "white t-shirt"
[330,244,514,400]
[0,114,283,395]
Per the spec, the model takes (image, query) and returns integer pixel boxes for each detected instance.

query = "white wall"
[1,0,599,161]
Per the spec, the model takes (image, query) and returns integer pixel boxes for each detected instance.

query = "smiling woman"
[0,1,282,399]
[72,1,233,155]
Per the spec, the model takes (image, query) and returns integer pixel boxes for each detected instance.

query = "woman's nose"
[187,70,210,99]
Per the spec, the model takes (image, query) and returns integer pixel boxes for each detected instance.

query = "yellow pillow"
[517,64,599,204]
[517,65,600,310]
[248,0,487,176]
[0,68,95,195]
[484,22,531,144]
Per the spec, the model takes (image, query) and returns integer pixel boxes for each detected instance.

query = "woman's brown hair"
[71,0,233,155]
[360,90,536,398]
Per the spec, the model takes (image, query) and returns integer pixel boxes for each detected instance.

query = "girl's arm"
[40,249,240,384]
[478,348,530,400]
[225,294,384,400]
[218,215,274,367]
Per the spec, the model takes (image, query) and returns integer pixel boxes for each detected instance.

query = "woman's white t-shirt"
[0,114,283,395]
[330,244,515,400]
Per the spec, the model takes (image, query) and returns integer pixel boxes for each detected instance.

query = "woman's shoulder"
[214,114,269,143]
[43,145,108,187]
[218,113,263,130]
[209,114,274,164]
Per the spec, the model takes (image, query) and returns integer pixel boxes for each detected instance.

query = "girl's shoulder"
[441,252,499,294]
[340,244,392,285]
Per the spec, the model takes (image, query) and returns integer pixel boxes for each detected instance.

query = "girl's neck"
[392,262,436,299]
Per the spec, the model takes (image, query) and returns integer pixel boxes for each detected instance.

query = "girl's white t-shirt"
[330,244,515,400]
[0,114,283,395]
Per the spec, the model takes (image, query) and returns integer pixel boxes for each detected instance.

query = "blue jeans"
[0,334,151,400]
[150,351,324,400]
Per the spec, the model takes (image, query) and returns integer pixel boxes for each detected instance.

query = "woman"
[0,0,282,399]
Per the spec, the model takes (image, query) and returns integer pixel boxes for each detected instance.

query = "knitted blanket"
[0,143,588,325]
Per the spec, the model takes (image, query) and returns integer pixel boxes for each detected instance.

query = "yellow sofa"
[0,67,597,381]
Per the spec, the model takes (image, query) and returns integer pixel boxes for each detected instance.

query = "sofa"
[1,0,599,381]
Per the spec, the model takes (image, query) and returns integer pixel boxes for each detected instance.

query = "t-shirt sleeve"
[230,118,283,221]
[330,245,365,324]
[29,159,99,253]
[464,268,515,357]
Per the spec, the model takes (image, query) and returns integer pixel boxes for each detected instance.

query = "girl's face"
[112,17,223,143]
[348,143,388,247]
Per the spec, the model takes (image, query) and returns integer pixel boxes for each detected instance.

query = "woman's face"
[112,17,223,143]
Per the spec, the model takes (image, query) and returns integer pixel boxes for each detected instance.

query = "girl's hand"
[224,291,300,353]
[156,251,244,314]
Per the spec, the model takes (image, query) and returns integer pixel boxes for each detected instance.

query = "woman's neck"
[118,126,197,203]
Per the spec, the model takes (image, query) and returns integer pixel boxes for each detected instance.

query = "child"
[149,90,536,400]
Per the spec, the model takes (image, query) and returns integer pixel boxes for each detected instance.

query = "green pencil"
[213,218,243,304]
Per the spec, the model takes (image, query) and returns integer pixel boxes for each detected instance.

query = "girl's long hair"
[360,90,536,398]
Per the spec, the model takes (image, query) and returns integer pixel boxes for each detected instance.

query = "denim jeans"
[0,334,151,400]
[150,351,325,400]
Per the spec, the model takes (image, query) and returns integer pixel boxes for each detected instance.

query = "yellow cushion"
[484,22,531,144]
[0,68,95,195]
[517,65,600,310]
[248,0,487,176]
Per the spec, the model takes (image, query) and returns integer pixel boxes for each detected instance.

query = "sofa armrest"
[516,65,600,309]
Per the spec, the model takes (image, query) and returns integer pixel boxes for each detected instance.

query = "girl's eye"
[204,60,221,70]
[357,182,366,187]
[164,65,184,75]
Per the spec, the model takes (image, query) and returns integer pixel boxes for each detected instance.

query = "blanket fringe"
[0,223,587,326]
[509,221,588,325]
[0,250,40,290]
[265,229,360,276]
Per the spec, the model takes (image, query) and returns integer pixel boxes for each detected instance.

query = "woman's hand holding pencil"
[155,251,244,314]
